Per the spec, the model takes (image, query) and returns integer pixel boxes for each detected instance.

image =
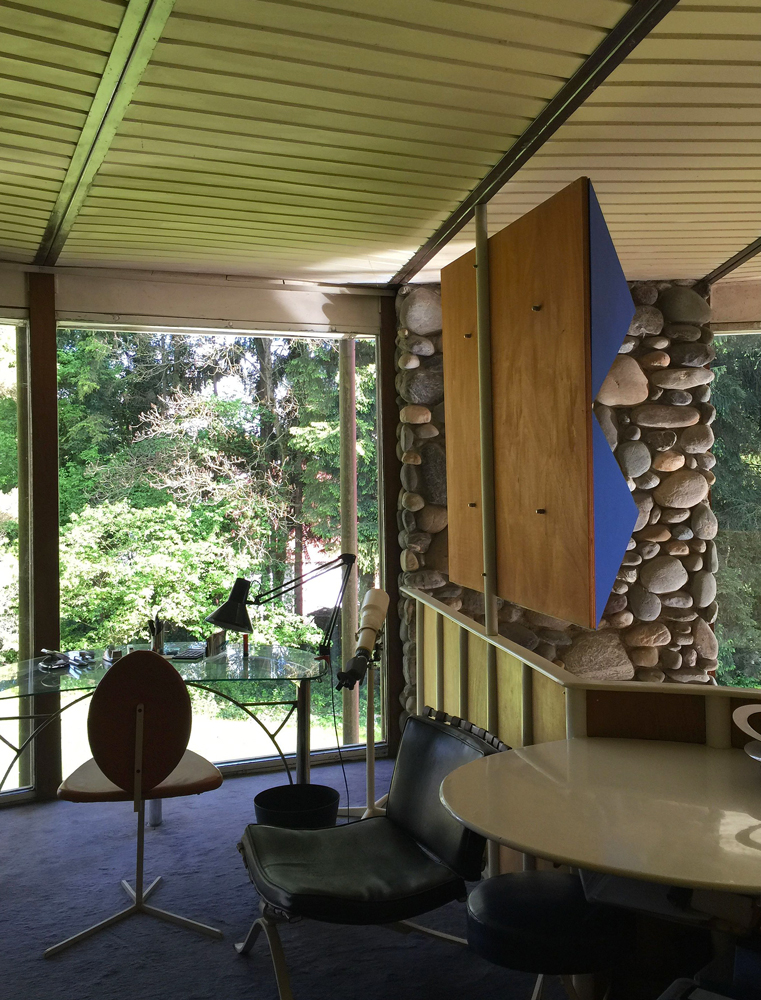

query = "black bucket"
[254,783,340,829]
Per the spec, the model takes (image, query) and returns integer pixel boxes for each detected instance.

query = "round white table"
[440,738,761,894]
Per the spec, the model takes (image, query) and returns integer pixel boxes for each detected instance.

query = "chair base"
[44,876,223,958]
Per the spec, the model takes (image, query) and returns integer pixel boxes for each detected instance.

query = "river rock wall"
[395,279,718,723]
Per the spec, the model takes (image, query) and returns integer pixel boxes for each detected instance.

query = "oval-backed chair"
[45,650,224,958]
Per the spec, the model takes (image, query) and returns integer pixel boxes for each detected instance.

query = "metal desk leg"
[296,680,311,785]
[147,799,163,827]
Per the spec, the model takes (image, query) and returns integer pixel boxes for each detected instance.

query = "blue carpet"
[0,760,559,1000]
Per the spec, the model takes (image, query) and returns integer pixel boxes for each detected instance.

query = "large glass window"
[54,329,381,774]
[713,334,761,687]
[0,325,23,791]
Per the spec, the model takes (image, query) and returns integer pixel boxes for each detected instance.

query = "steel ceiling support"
[390,0,680,286]
[704,237,761,286]
[34,0,176,266]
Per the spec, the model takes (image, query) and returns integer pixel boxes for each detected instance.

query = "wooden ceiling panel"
[52,0,634,277]
[419,3,761,284]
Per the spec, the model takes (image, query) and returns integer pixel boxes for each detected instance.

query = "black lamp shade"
[205,577,253,633]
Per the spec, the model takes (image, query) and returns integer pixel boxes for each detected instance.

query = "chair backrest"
[87,650,192,795]
[386,711,507,880]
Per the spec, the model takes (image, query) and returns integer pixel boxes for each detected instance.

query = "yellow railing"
[402,586,761,751]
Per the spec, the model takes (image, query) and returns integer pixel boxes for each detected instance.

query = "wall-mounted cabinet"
[441,178,636,629]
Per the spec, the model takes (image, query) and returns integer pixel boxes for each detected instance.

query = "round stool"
[467,871,632,976]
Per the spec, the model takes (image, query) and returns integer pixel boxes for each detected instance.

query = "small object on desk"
[170,642,205,661]
[163,645,181,657]
[205,630,226,658]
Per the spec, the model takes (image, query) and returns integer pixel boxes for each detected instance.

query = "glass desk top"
[0,642,326,698]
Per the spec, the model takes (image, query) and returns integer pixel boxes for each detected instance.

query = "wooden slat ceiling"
[1,1,758,284]
[0,0,129,262]
[0,0,633,280]
[420,0,761,283]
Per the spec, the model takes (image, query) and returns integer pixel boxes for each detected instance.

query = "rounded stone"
[607,610,634,629]
[415,423,440,440]
[400,548,419,572]
[657,286,711,325]
[659,507,690,523]
[630,646,660,668]
[690,571,716,608]
[401,509,417,532]
[563,631,635,681]
[632,405,700,429]
[398,351,420,369]
[685,456,698,469]
[619,337,637,354]
[634,471,660,490]
[418,442,447,505]
[666,667,710,684]
[623,621,672,647]
[399,424,415,451]
[629,305,664,337]
[691,383,711,403]
[617,440,652,478]
[639,350,671,370]
[631,283,658,305]
[701,470,716,487]
[652,450,685,473]
[397,368,444,406]
[637,542,661,559]
[399,286,442,335]
[664,540,689,556]
[661,591,693,608]
[690,502,717,540]
[681,647,698,667]
[689,538,707,553]
[405,335,435,357]
[653,469,709,509]
[700,404,716,426]
[705,540,718,574]
[645,430,678,451]
[682,554,703,573]
[660,607,697,622]
[596,355,649,406]
[402,450,422,465]
[535,641,557,662]
[595,404,618,450]
[643,336,670,349]
[400,464,419,491]
[403,570,447,590]
[639,555,689,594]
[524,610,572,630]
[401,491,425,511]
[399,405,431,424]
[662,390,694,406]
[692,618,718,661]
[670,524,693,541]
[635,667,665,682]
[622,425,642,441]
[668,342,716,367]
[637,525,671,543]
[404,531,432,554]
[416,504,448,533]
[498,622,539,651]
[664,324,702,342]
[632,491,654,531]
[650,368,715,390]
[604,593,628,616]
[679,424,714,454]
[659,649,682,671]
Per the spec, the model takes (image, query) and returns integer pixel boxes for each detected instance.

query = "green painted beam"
[34,0,175,265]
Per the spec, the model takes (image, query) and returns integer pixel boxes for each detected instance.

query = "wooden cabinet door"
[441,248,484,593]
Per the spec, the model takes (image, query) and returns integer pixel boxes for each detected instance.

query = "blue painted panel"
[588,181,635,399]
[592,416,639,626]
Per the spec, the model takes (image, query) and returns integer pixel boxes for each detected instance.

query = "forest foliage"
[711,334,761,686]
[0,328,379,663]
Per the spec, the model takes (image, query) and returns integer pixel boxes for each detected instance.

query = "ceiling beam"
[34,0,176,266]
[390,0,680,286]
[704,237,761,286]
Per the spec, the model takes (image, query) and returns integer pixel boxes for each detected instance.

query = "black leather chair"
[236,709,509,999]
[467,871,634,1000]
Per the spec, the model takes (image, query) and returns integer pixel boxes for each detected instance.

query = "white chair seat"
[59,749,222,803]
